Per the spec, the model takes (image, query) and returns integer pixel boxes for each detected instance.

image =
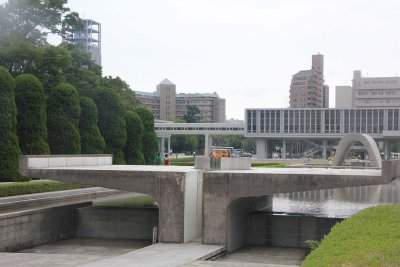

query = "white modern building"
[336,71,400,109]
[245,108,400,159]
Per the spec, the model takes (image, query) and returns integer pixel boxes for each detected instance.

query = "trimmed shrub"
[93,88,127,164]
[123,111,145,164]
[47,83,81,154]
[134,107,158,164]
[79,97,105,154]
[0,66,21,182]
[0,180,87,197]
[15,74,50,155]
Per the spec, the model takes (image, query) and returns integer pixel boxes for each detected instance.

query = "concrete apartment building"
[135,79,226,122]
[336,70,400,109]
[289,54,329,108]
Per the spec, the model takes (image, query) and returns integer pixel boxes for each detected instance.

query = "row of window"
[246,109,400,134]
[156,127,244,131]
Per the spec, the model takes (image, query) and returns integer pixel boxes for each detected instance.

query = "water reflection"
[273,178,400,218]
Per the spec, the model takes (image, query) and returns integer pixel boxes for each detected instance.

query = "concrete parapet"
[194,157,211,171]
[194,157,251,171]
[382,159,400,181]
[19,155,112,177]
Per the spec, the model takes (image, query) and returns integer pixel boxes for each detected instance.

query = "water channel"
[272,178,400,218]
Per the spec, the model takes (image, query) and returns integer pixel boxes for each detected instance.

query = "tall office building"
[135,79,226,122]
[336,71,400,108]
[65,19,101,66]
[289,54,329,108]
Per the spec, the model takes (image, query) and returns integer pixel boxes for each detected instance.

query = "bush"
[134,107,158,164]
[0,180,87,197]
[15,74,50,155]
[124,111,145,164]
[0,66,21,182]
[93,88,127,164]
[251,162,285,168]
[47,83,81,154]
[79,97,105,154]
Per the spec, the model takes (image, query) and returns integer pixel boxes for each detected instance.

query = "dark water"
[272,178,400,218]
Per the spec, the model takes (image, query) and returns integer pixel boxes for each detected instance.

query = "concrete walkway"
[80,242,225,267]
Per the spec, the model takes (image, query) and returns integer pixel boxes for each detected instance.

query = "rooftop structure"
[65,19,101,66]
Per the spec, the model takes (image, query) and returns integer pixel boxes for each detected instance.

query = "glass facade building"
[246,108,400,137]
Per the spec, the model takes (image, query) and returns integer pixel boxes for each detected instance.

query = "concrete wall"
[75,206,158,240]
[246,212,342,248]
[227,196,272,252]
[0,203,90,252]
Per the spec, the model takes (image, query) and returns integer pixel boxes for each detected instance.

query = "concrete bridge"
[19,155,400,251]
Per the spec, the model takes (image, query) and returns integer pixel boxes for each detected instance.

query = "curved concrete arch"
[332,133,381,168]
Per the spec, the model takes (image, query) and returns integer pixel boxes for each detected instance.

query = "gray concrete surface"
[80,242,225,267]
[0,238,150,267]
[183,246,305,266]
[75,206,158,240]
[202,167,387,248]
[0,203,90,252]
[20,156,204,244]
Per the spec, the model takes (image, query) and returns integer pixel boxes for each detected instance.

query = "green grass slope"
[302,204,400,267]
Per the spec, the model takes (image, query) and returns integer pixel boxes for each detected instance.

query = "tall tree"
[47,83,81,154]
[79,97,105,154]
[183,105,201,123]
[100,76,141,111]
[134,107,158,164]
[93,88,127,164]
[15,74,49,155]
[0,0,82,44]
[0,66,21,181]
[124,111,145,165]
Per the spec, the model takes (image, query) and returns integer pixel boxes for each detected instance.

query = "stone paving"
[0,238,150,267]
[184,246,306,267]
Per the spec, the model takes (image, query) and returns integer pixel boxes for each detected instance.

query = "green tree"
[124,111,145,164]
[79,96,105,154]
[100,76,141,111]
[0,0,82,44]
[93,88,127,164]
[134,107,158,164]
[171,135,198,154]
[15,74,50,155]
[183,105,201,123]
[0,66,21,181]
[47,83,81,154]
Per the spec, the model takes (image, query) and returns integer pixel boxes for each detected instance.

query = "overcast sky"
[13,0,400,119]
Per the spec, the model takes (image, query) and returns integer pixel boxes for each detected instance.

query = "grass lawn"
[0,180,87,197]
[302,204,400,267]
[95,195,156,208]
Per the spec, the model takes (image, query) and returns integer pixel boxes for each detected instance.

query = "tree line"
[0,0,158,182]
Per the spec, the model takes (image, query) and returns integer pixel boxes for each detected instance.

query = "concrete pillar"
[266,140,273,159]
[160,137,165,154]
[282,139,287,159]
[167,136,171,155]
[384,140,391,160]
[204,135,212,156]
[256,139,266,159]
[322,140,328,160]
